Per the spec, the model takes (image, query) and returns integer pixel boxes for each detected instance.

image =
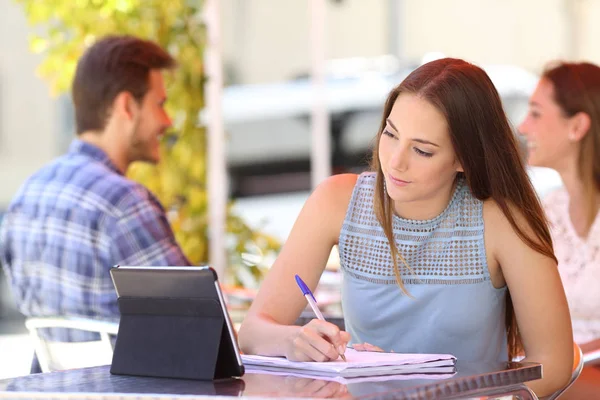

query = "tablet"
[110,265,244,377]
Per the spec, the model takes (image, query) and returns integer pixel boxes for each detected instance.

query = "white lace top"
[543,187,600,344]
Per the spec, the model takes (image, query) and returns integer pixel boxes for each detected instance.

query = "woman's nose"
[518,119,529,136]
[390,146,409,172]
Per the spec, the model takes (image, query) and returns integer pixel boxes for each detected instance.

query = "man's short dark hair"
[71,35,176,135]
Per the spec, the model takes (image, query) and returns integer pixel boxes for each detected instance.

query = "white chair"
[25,317,119,372]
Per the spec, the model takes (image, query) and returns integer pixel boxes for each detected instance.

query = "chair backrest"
[25,317,119,372]
[545,341,584,400]
[583,346,600,366]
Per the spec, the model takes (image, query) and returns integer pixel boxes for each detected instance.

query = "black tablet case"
[110,278,244,380]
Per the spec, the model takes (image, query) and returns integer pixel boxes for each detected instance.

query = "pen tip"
[340,354,347,362]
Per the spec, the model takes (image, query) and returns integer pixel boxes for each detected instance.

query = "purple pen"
[295,274,346,361]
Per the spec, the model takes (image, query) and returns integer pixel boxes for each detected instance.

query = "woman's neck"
[558,164,600,238]
[392,178,458,221]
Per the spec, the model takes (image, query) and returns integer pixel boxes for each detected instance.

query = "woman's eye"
[530,110,540,119]
[414,147,433,157]
[383,129,396,138]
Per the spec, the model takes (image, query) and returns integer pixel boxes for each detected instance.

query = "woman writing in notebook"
[239,58,573,396]
[519,61,600,398]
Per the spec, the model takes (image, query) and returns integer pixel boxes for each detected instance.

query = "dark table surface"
[0,360,541,399]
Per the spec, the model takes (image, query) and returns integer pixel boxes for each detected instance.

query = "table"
[0,360,541,399]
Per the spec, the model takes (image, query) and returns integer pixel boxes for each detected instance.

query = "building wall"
[401,0,572,71]
[220,0,600,83]
[574,0,600,62]
[221,0,389,83]
[0,0,59,208]
[2,0,600,207]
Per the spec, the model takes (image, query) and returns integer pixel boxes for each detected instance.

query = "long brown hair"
[370,58,557,360]
[543,62,600,230]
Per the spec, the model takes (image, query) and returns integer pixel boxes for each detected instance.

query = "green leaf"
[29,35,48,53]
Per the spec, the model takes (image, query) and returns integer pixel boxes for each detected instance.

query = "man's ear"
[112,91,139,121]
[569,111,591,142]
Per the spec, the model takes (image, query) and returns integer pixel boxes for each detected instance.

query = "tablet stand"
[110,296,240,380]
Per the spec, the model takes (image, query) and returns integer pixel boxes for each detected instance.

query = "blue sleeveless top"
[339,172,508,362]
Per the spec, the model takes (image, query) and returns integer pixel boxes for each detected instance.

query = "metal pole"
[564,0,581,60]
[388,0,403,58]
[205,0,227,279]
[310,0,331,188]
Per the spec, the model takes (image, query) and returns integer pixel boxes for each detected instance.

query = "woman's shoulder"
[482,197,536,233]
[481,197,540,253]
[313,173,360,206]
[295,173,361,243]
[481,199,508,246]
[482,195,558,259]
[307,172,379,225]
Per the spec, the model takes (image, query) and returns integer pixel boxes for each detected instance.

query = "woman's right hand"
[285,319,351,362]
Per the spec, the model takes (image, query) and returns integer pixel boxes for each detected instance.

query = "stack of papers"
[242,348,456,379]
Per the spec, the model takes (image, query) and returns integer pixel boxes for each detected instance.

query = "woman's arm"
[238,174,357,361]
[484,200,573,397]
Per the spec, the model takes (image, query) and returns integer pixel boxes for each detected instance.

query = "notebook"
[241,348,456,378]
[243,367,457,384]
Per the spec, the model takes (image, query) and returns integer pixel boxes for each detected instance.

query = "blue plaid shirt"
[0,140,191,341]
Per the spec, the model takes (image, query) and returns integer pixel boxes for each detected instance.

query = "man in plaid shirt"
[0,35,191,350]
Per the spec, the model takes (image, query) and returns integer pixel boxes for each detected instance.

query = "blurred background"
[1,0,595,378]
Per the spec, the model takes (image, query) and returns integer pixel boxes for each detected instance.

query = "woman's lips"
[389,175,411,187]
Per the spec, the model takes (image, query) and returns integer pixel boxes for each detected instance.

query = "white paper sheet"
[242,349,456,378]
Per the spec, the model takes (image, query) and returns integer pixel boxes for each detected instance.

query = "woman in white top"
[520,61,600,398]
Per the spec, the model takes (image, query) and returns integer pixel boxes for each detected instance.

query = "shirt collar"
[68,139,123,175]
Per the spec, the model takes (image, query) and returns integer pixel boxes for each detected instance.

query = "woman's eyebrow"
[386,118,439,147]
